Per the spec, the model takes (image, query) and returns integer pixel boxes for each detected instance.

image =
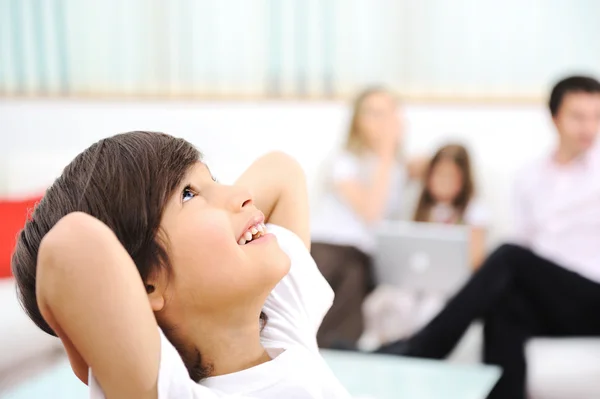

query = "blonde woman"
[311,87,425,348]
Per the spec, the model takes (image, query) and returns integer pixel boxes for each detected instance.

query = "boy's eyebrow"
[197,161,218,182]
[178,162,213,188]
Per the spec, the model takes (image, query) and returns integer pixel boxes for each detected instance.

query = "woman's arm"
[406,155,429,181]
[235,152,310,249]
[334,153,396,224]
[36,212,161,399]
[339,154,429,223]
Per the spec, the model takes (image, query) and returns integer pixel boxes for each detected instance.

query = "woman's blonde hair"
[414,144,475,223]
[344,86,394,155]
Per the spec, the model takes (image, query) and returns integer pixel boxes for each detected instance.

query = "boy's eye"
[182,187,196,203]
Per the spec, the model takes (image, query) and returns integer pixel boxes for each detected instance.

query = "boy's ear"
[148,287,165,312]
[146,271,166,312]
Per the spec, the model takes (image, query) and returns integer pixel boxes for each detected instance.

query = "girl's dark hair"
[11,131,265,382]
[414,144,475,223]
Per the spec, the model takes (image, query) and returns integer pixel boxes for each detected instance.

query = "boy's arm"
[37,212,161,399]
[235,152,310,249]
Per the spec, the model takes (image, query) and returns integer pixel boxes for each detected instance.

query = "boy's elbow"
[264,151,307,193]
[264,151,306,177]
[39,212,109,272]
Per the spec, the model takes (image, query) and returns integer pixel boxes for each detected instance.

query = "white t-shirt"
[89,224,350,399]
[311,151,406,253]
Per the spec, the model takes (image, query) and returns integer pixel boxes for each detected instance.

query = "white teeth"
[238,222,267,245]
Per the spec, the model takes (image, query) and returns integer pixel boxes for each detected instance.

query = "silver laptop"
[373,221,471,295]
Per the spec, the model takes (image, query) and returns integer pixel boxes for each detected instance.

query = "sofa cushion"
[527,338,600,399]
[447,322,600,399]
[0,196,42,278]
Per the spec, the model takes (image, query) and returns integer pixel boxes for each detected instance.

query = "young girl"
[360,144,489,348]
[11,132,351,398]
[414,143,488,268]
[310,87,425,348]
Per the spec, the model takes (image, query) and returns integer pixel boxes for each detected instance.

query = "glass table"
[322,349,500,399]
[2,350,500,399]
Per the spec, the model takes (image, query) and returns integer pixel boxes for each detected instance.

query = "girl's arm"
[235,152,310,249]
[463,200,490,270]
[37,212,161,399]
[470,226,487,270]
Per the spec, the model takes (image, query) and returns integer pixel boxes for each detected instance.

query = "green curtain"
[1,0,599,99]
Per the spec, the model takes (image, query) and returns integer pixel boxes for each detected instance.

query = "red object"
[0,196,43,278]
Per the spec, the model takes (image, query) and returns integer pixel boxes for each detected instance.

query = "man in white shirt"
[377,76,600,399]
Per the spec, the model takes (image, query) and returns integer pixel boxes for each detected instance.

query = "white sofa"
[1,100,600,398]
[0,279,64,392]
[448,323,600,399]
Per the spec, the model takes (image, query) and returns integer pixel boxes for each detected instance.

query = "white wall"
[0,100,557,244]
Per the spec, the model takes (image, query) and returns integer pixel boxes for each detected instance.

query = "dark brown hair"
[11,131,261,382]
[549,75,600,116]
[414,144,475,223]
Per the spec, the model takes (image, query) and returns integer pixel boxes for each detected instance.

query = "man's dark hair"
[549,76,600,116]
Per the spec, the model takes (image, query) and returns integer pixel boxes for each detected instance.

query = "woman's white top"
[89,224,351,399]
[311,150,407,254]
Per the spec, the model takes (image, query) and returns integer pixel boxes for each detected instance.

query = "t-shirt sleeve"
[88,329,241,399]
[260,224,334,352]
[330,151,360,182]
[463,199,490,227]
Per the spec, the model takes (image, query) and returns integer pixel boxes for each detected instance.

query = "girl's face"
[357,92,400,149]
[154,162,290,325]
[428,158,464,204]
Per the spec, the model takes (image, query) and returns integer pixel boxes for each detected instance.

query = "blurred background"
[1,1,600,398]
[2,0,600,98]
[1,0,599,238]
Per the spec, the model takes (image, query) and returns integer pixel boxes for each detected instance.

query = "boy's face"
[152,162,290,329]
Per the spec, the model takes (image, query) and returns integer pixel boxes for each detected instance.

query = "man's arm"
[235,152,310,249]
